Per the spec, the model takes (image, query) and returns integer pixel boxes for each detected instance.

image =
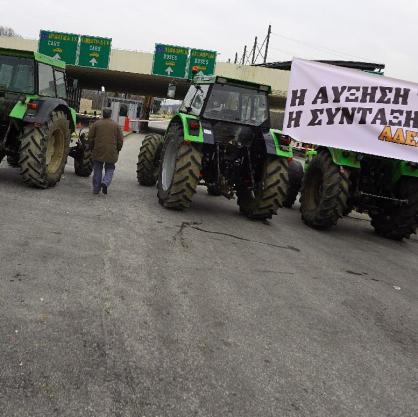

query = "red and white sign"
[283,59,418,163]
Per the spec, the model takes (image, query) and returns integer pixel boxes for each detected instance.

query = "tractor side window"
[14,64,34,93]
[0,63,13,87]
[0,56,34,94]
[54,69,67,99]
[180,84,209,115]
[38,63,56,97]
[254,95,268,123]
[241,95,252,120]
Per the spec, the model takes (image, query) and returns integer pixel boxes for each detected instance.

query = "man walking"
[88,108,124,195]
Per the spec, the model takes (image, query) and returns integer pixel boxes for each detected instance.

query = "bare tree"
[0,26,21,37]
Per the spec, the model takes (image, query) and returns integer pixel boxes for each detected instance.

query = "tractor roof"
[255,60,385,73]
[193,75,271,93]
[0,47,66,69]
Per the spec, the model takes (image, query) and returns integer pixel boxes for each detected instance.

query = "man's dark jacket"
[88,119,124,164]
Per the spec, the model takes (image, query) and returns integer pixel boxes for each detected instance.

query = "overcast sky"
[1,0,417,82]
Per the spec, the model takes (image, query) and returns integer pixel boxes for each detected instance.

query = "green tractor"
[137,76,291,220]
[0,47,92,188]
[283,61,418,240]
[300,147,418,240]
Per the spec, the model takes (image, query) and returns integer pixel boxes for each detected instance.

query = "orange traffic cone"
[124,116,130,132]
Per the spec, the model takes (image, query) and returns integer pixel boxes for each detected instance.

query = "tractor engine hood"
[211,122,256,147]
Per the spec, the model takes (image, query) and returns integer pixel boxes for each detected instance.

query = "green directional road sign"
[152,44,189,78]
[188,49,217,78]
[38,30,79,65]
[78,35,112,69]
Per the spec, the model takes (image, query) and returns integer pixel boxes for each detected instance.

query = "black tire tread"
[137,133,164,186]
[370,178,418,240]
[283,159,304,208]
[7,154,20,168]
[160,145,202,209]
[19,110,70,189]
[300,150,350,229]
[237,157,289,220]
[158,124,202,210]
[74,146,92,177]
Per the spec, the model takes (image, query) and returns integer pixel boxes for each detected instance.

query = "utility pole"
[264,24,271,64]
[241,45,247,65]
[251,36,258,64]
[236,24,272,65]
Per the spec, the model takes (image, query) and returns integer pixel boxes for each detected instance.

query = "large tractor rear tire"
[283,159,304,208]
[137,133,164,186]
[157,124,202,210]
[19,110,70,188]
[370,177,418,240]
[237,157,289,220]
[300,150,350,229]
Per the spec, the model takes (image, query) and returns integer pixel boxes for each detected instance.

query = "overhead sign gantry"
[38,30,112,69]
[152,43,217,79]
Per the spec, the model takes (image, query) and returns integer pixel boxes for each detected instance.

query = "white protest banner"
[283,59,418,163]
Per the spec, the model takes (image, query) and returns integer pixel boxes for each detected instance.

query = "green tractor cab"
[137,76,292,220]
[0,47,92,188]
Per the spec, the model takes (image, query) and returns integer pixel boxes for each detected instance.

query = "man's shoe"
[101,183,108,195]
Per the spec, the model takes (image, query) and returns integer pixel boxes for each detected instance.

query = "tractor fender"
[23,98,76,131]
[327,147,360,169]
[167,113,204,143]
[264,129,293,158]
[307,146,360,169]
[397,161,418,179]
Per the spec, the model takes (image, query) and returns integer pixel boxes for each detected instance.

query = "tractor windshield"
[0,55,35,94]
[203,83,269,126]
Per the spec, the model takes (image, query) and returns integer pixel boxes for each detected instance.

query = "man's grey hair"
[102,108,112,119]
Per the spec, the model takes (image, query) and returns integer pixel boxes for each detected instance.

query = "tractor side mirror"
[167,82,176,99]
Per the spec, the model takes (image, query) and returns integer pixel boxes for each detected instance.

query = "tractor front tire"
[300,150,350,229]
[137,133,164,186]
[283,159,304,208]
[19,111,70,188]
[7,154,20,168]
[207,184,222,196]
[370,177,418,240]
[74,146,92,177]
[237,157,289,220]
[157,124,202,210]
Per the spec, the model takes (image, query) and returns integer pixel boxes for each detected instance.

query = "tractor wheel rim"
[46,128,65,175]
[161,139,178,191]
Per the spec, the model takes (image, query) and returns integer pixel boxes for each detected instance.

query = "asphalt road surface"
[1,133,417,417]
